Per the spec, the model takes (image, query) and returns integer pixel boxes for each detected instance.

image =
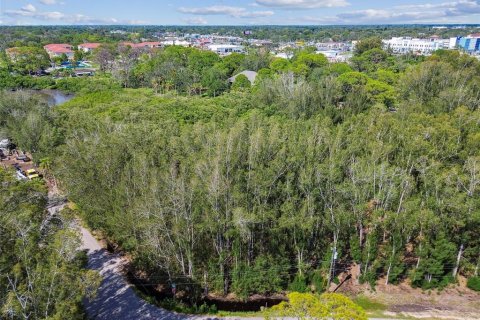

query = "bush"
[231,256,287,299]
[467,277,480,291]
[266,292,367,320]
[288,274,308,293]
[310,271,326,293]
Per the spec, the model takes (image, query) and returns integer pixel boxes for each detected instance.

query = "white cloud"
[255,0,349,9]
[308,0,480,24]
[178,5,274,18]
[5,6,141,25]
[182,17,208,25]
[40,0,59,4]
[22,4,37,13]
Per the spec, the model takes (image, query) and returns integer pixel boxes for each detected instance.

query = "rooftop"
[79,43,102,49]
[229,70,258,84]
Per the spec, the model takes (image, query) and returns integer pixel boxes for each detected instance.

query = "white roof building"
[383,37,448,55]
[161,40,190,47]
[208,44,244,56]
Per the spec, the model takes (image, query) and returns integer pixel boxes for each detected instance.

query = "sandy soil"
[334,265,480,320]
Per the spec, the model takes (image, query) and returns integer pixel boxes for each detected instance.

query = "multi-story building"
[451,34,480,52]
[383,37,447,55]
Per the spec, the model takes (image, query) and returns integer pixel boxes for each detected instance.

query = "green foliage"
[412,234,457,290]
[231,74,251,91]
[467,277,480,291]
[354,37,383,55]
[289,274,308,293]
[310,271,326,293]
[231,256,287,299]
[270,58,291,73]
[266,292,367,320]
[7,47,51,75]
[0,168,100,319]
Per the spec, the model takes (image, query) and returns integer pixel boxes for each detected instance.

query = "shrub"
[266,292,367,320]
[289,274,308,293]
[467,277,480,291]
[310,271,326,293]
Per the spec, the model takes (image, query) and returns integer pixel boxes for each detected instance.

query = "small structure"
[229,70,258,85]
[44,44,74,59]
[78,43,102,53]
[161,40,190,47]
[208,44,244,56]
[119,42,163,50]
[136,42,162,49]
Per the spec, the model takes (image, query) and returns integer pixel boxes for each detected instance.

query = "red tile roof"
[79,43,101,49]
[44,44,74,53]
[136,42,161,47]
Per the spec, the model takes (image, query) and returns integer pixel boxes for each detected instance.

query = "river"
[24,89,74,106]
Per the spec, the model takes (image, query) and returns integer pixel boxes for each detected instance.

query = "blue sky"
[1,0,480,25]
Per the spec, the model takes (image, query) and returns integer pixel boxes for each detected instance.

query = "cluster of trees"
[0,168,99,319]
[1,40,479,304]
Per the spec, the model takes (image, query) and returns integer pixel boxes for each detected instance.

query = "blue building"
[456,34,480,52]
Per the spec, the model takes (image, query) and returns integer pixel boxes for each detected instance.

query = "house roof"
[136,42,161,47]
[79,43,101,49]
[228,70,258,84]
[44,43,72,49]
[119,42,161,48]
[44,44,74,53]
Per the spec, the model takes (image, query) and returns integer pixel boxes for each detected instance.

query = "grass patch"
[216,310,264,317]
[353,295,387,311]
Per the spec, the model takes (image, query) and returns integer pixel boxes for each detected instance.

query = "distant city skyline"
[1,0,480,26]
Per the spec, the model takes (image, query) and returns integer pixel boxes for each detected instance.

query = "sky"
[1,0,480,26]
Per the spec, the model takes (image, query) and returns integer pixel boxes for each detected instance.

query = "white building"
[207,44,244,56]
[161,40,190,47]
[383,37,447,55]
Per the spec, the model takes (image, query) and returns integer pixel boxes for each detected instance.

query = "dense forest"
[1,35,480,308]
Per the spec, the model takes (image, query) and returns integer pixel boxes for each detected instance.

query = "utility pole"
[328,246,337,289]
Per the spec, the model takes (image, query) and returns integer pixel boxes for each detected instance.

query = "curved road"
[79,226,206,320]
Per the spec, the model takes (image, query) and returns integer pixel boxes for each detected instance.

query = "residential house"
[208,44,244,56]
[78,43,102,53]
[44,44,74,59]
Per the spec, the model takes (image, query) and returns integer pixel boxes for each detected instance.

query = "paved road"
[79,226,206,320]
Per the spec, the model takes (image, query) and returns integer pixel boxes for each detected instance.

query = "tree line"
[1,41,479,303]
